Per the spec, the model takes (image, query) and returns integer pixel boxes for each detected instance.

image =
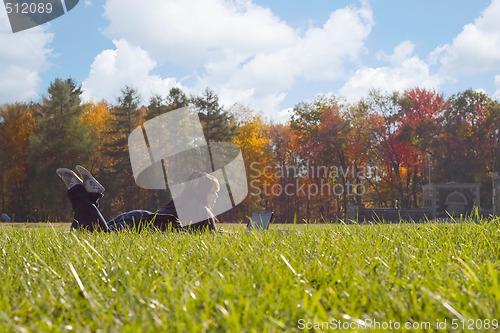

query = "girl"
[57,166,219,232]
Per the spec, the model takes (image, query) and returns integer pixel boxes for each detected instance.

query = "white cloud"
[376,40,414,65]
[81,39,183,104]
[278,107,293,119]
[99,0,374,116]
[339,41,443,103]
[103,0,297,67]
[475,88,487,95]
[207,3,373,89]
[436,0,500,76]
[0,10,53,103]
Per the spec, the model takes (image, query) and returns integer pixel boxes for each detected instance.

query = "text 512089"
[5,2,53,14]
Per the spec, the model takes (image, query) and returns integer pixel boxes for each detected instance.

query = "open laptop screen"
[247,212,273,231]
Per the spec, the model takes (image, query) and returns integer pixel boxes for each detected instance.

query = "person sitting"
[56,166,219,232]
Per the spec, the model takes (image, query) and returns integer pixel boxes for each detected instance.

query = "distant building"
[347,181,488,223]
[422,182,480,217]
[493,173,500,215]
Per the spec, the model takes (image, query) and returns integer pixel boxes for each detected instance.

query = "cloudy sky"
[1,0,499,120]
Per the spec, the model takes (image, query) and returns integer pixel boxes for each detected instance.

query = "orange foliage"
[81,101,115,132]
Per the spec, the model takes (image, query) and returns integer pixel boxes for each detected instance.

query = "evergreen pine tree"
[29,78,94,221]
[147,87,189,120]
[99,86,142,216]
[192,88,238,144]
[166,87,189,111]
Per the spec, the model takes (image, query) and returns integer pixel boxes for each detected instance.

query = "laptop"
[246,212,274,231]
[246,212,300,234]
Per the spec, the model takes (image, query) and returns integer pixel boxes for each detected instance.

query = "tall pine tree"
[147,87,189,120]
[99,86,142,216]
[192,88,238,144]
[144,88,190,210]
[29,78,94,221]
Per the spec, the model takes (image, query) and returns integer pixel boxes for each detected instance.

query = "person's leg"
[67,184,109,232]
[76,165,105,193]
[58,167,109,232]
[107,210,154,231]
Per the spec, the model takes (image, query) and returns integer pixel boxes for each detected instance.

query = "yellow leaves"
[0,104,36,164]
[231,106,270,161]
[399,166,408,178]
[234,120,268,153]
[81,101,115,132]
[0,104,36,211]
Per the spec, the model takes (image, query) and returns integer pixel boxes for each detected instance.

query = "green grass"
[0,219,499,332]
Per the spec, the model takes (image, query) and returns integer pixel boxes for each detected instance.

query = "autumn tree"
[0,103,37,219]
[433,90,497,207]
[487,100,500,173]
[363,91,411,207]
[290,95,354,221]
[395,88,447,206]
[227,105,272,219]
[80,101,115,171]
[263,122,298,222]
[434,90,489,182]
[344,100,380,207]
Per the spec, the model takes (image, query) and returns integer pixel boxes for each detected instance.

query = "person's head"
[181,171,220,208]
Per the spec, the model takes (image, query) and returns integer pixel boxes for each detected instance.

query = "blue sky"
[1,0,499,121]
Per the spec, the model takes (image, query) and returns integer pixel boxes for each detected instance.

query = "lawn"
[0,219,498,332]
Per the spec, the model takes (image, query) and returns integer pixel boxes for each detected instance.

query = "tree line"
[0,78,499,222]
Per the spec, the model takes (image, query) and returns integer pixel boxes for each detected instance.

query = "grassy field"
[0,219,499,332]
